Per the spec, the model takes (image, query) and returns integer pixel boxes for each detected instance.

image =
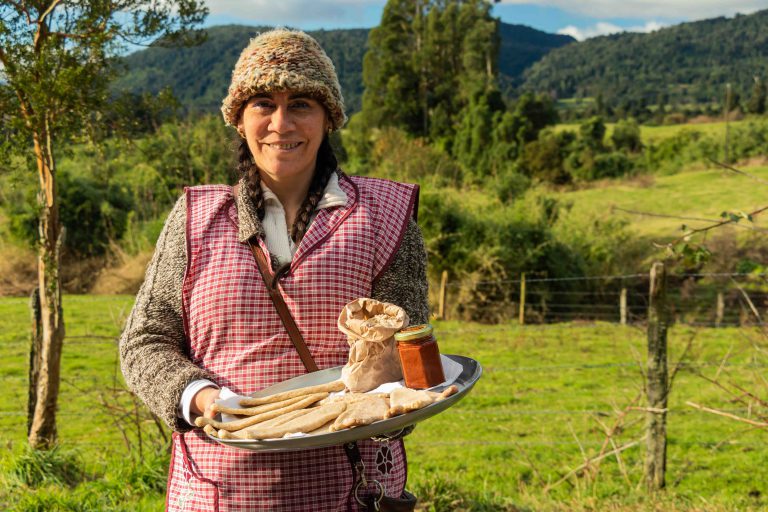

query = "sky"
[204,1,767,41]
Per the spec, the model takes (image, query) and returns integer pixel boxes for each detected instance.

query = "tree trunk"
[27,288,42,437]
[27,125,65,450]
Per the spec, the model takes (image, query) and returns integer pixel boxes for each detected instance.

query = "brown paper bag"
[338,298,410,393]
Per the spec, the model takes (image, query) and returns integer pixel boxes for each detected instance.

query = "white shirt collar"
[261,172,347,210]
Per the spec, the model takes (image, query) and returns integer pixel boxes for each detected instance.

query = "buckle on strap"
[344,442,386,509]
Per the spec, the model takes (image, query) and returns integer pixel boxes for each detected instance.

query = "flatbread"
[330,395,389,431]
[212,395,310,416]
[195,392,327,431]
[238,380,345,407]
[246,402,347,440]
[386,385,458,418]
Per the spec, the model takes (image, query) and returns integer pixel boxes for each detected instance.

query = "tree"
[0,0,207,449]
[362,0,500,142]
[747,77,767,115]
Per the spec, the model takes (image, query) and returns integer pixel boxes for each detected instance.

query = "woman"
[119,29,428,511]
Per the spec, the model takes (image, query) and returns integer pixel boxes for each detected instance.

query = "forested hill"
[113,25,370,114]
[521,9,768,108]
[113,23,574,114]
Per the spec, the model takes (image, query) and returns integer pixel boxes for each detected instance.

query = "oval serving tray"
[207,354,482,452]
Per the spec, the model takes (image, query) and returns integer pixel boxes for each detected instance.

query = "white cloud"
[207,0,384,26]
[498,0,764,20]
[558,20,667,41]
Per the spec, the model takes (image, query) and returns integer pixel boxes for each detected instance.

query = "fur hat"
[221,29,347,131]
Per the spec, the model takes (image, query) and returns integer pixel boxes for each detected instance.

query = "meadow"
[554,120,740,144]
[553,164,768,239]
[1,296,766,511]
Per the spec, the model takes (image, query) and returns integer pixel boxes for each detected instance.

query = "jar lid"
[394,323,433,342]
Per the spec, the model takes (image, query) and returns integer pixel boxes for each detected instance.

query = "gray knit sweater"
[119,179,429,432]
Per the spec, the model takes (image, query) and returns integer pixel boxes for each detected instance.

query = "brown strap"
[247,239,319,373]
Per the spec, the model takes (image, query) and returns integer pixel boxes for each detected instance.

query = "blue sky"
[204,1,766,41]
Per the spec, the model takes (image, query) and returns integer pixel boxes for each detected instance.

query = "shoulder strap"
[246,238,319,373]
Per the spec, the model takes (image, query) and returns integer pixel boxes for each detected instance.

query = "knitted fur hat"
[221,29,347,131]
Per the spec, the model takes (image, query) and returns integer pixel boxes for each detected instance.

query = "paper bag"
[338,298,410,393]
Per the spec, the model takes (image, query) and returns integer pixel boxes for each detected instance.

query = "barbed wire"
[443,272,768,289]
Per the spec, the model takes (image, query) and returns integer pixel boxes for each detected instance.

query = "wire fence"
[436,270,768,327]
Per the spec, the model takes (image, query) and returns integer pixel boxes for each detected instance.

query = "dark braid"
[237,135,339,242]
[290,136,338,243]
[237,139,265,221]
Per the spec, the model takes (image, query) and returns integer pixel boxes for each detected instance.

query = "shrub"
[611,118,643,152]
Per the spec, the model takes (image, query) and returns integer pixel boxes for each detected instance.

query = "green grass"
[552,165,768,239]
[554,120,743,146]
[1,297,767,510]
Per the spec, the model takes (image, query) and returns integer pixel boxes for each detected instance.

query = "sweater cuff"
[178,379,219,426]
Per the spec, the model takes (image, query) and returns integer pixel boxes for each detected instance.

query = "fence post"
[645,262,668,491]
[519,273,526,325]
[438,270,448,320]
[620,287,628,325]
[716,292,724,327]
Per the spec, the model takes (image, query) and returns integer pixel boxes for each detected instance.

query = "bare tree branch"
[731,277,762,324]
[658,204,768,249]
[686,401,768,428]
[709,158,768,186]
[612,206,767,232]
[543,437,645,492]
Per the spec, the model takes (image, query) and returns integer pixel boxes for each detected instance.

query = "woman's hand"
[191,386,221,419]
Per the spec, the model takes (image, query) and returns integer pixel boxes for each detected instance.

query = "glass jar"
[394,324,445,389]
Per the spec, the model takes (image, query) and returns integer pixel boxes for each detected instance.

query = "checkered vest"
[167,175,419,511]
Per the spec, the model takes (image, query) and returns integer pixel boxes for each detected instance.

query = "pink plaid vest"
[167,175,419,511]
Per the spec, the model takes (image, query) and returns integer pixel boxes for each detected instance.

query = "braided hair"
[238,136,338,244]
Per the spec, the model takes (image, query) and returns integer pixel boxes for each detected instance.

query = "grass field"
[1,296,767,511]
[552,164,768,240]
[554,120,741,145]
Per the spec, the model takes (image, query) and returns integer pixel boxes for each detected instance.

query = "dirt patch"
[0,245,37,296]
[90,251,152,295]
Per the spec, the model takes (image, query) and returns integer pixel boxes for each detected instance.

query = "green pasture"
[554,120,739,145]
[554,165,768,240]
[1,296,766,511]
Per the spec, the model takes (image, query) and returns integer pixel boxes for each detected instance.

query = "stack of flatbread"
[196,381,458,440]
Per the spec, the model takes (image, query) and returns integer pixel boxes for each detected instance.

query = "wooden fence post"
[438,270,448,320]
[716,292,724,327]
[645,262,668,491]
[519,273,526,325]
[620,288,628,325]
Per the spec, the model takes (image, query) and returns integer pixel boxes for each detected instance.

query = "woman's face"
[238,91,328,186]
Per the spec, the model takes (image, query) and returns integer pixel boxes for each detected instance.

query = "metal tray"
[207,354,482,452]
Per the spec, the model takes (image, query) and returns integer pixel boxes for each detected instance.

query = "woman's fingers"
[191,386,221,418]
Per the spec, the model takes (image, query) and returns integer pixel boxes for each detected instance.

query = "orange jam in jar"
[394,324,445,389]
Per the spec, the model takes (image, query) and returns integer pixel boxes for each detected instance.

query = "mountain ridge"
[113,22,575,114]
[520,9,768,108]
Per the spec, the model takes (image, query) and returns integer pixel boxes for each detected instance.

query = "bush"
[365,127,463,187]
[3,172,134,256]
[420,187,585,322]
[611,118,643,152]
[518,129,574,185]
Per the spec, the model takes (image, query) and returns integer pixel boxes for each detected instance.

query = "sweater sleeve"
[119,195,215,433]
[371,219,430,325]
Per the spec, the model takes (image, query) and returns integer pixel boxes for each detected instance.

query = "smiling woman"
[119,28,428,511]
[238,92,329,226]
